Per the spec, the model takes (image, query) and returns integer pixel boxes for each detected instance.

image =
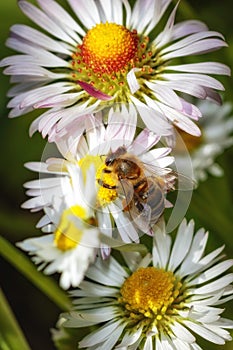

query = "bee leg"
[97,179,117,189]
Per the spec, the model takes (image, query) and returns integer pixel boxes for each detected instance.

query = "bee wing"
[117,178,152,233]
[173,171,197,191]
[117,178,134,210]
[130,201,152,233]
[142,162,196,191]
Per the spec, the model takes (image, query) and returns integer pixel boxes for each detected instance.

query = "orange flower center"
[81,22,139,74]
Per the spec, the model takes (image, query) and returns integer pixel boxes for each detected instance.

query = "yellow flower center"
[81,22,139,74]
[71,23,154,100]
[76,154,118,206]
[120,267,182,322]
[96,163,118,206]
[54,205,87,251]
[78,154,103,182]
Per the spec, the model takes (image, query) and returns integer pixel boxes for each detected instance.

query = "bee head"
[105,146,127,166]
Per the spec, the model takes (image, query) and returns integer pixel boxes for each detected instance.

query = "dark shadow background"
[0,1,233,349]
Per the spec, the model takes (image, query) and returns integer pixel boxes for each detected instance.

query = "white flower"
[21,111,175,246]
[173,101,233,182]
[17,163,101,289]
[63,219,233,349]
[1,0,230,141]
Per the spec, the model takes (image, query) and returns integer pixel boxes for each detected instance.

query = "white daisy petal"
[37,0,85,37]
[79,320,125,348]
[60,219,233,349]
[171,20,208,40]
[174,100,233,183]
[168,219,194,271]
[170,322,196,343]
[183,320,226,345]
[194,274,233,295]
[189,260,233,286]
[9,24,72,54]
[1,0,228,139]
[67,0,100,29]
[165,62,230,75]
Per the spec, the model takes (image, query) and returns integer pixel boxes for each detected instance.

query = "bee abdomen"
[146,180,165,224]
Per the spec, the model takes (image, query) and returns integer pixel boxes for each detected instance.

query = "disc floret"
[119,267,183,333]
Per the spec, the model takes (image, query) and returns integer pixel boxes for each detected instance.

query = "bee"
[97,146,177,233]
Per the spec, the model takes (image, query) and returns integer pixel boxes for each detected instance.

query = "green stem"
[0,288,31,350]
[0,236,72,311]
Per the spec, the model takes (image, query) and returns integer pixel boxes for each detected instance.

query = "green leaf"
[0,236,72,311]
[0,288,31,350]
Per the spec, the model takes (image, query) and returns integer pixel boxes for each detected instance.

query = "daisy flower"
[17,162,101,289]
[173,100,233,182]
[21,110,175,245]
[63,219,233,349]
[1,0,230,141]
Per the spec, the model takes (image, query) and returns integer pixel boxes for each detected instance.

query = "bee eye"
[105,157,113,166]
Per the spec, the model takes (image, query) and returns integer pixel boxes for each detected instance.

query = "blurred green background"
[0,1,232,349]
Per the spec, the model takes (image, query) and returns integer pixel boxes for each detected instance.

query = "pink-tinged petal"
[156,101,202,136]
[8,105,33,118]
[77,80,113,101]
[161,73,225,91]
[154,1,179,49]
[161,30,225,55]
[4,64,66,81]
[147,147,172,160]
[156,80,207,99]
[171,20,208,40]
[162,39,227,60]
[129,128,160,155]
[55,100,100,132]
[204,87,222,105]
[129,0,156,33]
[18,0,76,45]
[127,68,141,94]
[37,0,85,37]
[154,156,174,168]
[146,81,183,110]
[131,95,173,136]
[29,111,51,136]
[106,104,137,145]
[145,0,172,35]
[7,81,43,98]
[85,114,106,153]
[6,35,72,66]
[19,84,73,109]
[96,0,128,25]
[34,92,83,109]
[180,99,202,120]
[165,62,231,76]
[67,0,100,29]
[131,0,171,35]
[4,64,48,77]
[38,112,64,139]
[173,115,201,136]
[0,53,67,69]
[9,24,72,55]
